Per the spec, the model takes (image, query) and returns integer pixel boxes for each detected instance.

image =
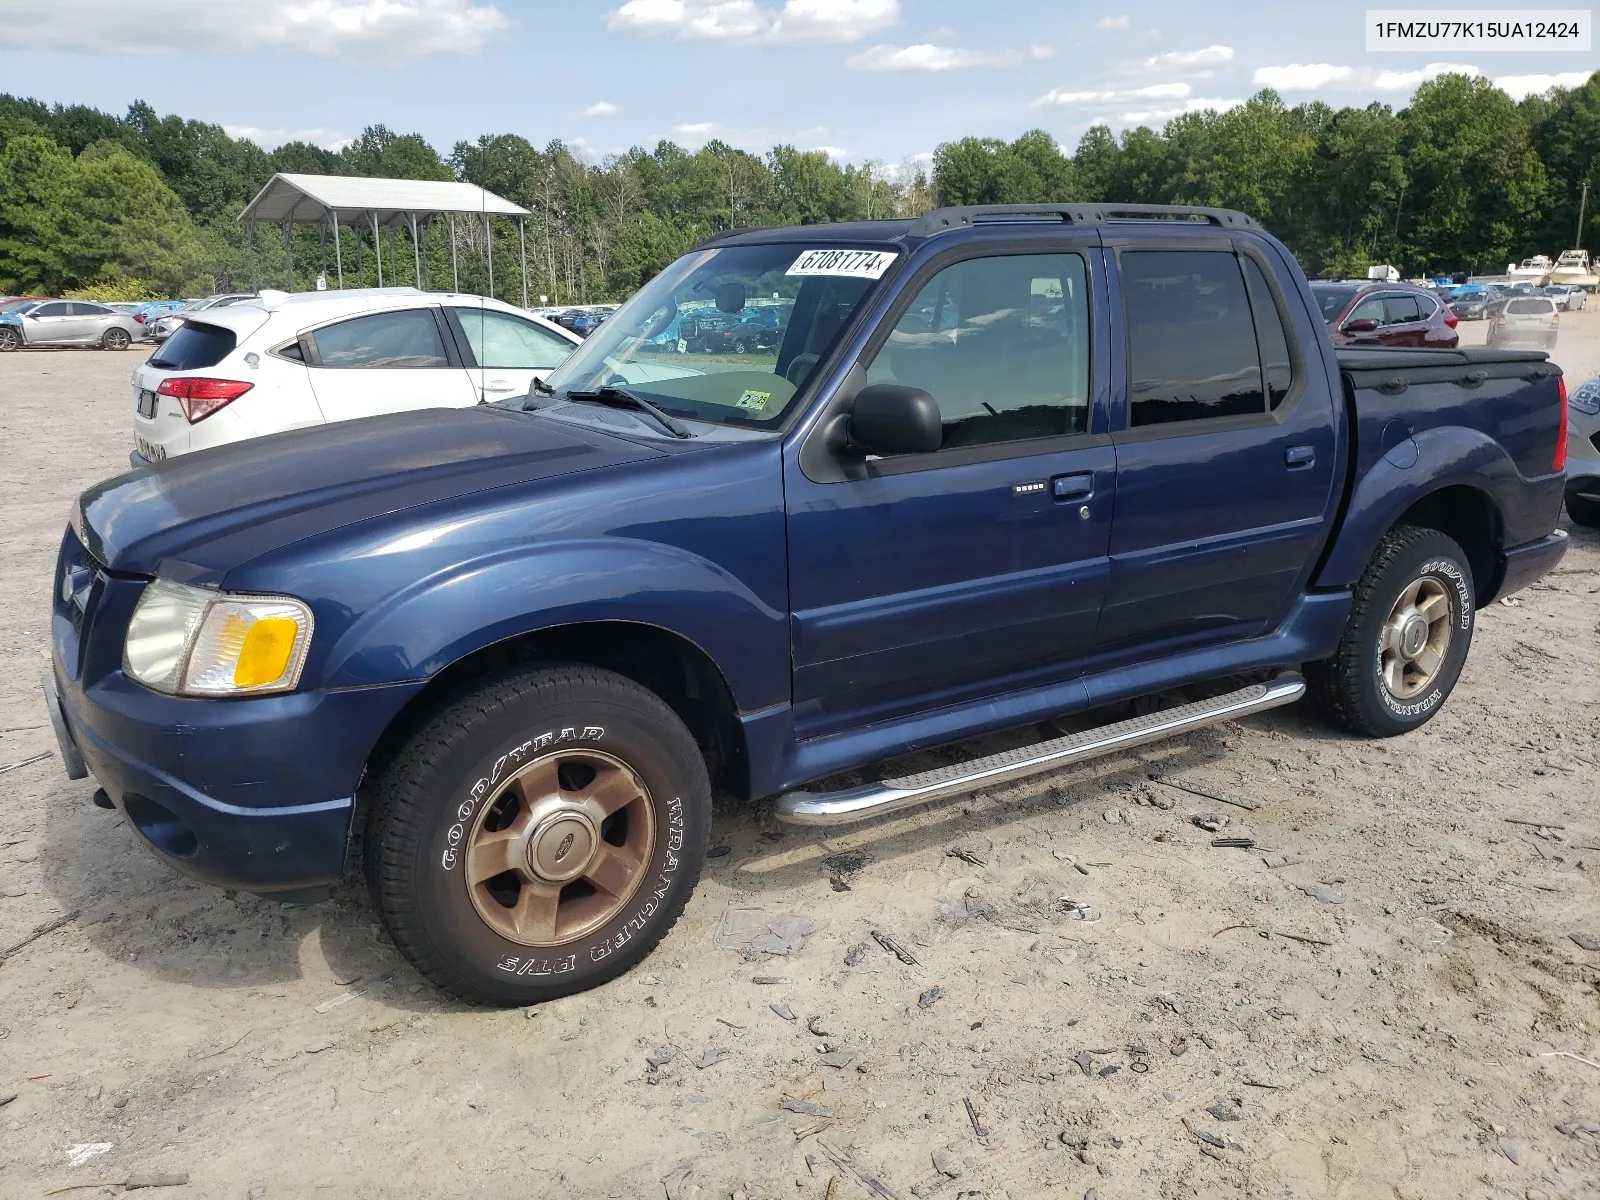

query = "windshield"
[0,299,40,315]
[1310,285,1357,322]
[541,243,897,429]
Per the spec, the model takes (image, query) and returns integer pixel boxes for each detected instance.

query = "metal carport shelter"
[237,173,533,304]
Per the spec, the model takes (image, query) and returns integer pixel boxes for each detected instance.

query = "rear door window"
[311,308,451,368]
[149,322,237,370]
[1242,259,1293,410]
[1121,250,1265,427]
[1382,295,1420,325]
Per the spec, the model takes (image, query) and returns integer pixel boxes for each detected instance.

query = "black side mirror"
[847,383,942,456]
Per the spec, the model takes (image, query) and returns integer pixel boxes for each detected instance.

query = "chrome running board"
[772,673,1305,827]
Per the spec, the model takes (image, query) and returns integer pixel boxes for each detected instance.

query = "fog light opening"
[122,793,199,858]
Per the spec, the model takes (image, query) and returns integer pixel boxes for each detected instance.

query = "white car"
[130,289,582,463]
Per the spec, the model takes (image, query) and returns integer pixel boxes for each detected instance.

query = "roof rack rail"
[907,202,1258,238]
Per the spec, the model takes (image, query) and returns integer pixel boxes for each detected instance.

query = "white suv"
[130,289,582,463]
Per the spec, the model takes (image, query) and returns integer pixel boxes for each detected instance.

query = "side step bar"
[772,673,1305,827]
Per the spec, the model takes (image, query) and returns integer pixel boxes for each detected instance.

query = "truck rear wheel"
[365,664,710,1006]
[1307,525,1475,737]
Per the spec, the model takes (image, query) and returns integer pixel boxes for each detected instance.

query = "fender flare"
[317,537,788,713]
[1314,424,1514,590]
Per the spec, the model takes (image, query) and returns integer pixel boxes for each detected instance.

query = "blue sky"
[1,0,1593,168]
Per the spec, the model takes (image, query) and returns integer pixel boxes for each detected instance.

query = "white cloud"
[1127,43,1233,78]
[1371,61,1481,91]
[0,0,509,60]
[845,42,1023,70]
[1120,96,1241,123]
[225,125,354,151]
[1494,71,1593,100]
[607,0,898,44]
[1029,44,1055,60]
[580,100,621,117]
[1094,15,1130,29]
[808,144,849,159]
[1034,80,1191,108]
[1252,63,1354,91]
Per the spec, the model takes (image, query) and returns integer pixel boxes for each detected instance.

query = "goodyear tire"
[366,664,710,1006]
[1307,525,1475,738]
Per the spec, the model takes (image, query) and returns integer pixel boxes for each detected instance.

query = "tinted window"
[33,302,69,317]
[1242,259,1292,411]
[867,252,1091,448]
[70,302,108,316]
[312,308,450,368]
[1311,285,1357,322]
[1382,295,1420,324]
[455,308,574,369]
[275,340,305,362]
[1122,251,1264,427]
[148,322,237,370]
[1506,298,1556,315]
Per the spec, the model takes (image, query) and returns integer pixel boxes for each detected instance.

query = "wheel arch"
[362,619,750,806]
[1390,484,1502,605]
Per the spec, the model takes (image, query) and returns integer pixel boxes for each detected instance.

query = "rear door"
[71,302,114,344]
[444,306,577,401]
[1097,241,1338,653]
[305,305,478,421]
[785,241,1116,738]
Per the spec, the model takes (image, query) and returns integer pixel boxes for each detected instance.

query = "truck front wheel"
[1307,525,1475,737]
[365,664,711,1005]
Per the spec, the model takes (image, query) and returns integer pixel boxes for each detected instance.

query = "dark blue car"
[48,203,1569,1005]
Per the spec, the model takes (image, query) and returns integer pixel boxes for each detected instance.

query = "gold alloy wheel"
[463,749,656,946]
[1379,577,1452,700]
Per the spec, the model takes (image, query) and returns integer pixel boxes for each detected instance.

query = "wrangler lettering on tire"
[1308,525,1476,738]
[365,664,710,1006]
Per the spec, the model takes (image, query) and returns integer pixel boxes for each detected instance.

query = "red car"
[1310,282,1459,349]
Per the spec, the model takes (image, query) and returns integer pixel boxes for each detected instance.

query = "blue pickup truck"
[48,204,1569,1004]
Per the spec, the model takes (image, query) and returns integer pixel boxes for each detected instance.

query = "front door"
[444,306,577,402]
[22,302,80,345]
[1097,243,1338,653]
[305,305,479,421]
[785,244,1116,740]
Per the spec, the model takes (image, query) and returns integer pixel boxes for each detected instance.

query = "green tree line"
[1,72,1596,302]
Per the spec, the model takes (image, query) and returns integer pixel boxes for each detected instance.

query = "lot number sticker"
[787,249,896,279]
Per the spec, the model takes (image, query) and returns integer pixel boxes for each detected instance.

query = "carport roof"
[239,173,529,226]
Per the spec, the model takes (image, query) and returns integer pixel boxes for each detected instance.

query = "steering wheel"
[784,353,819,386]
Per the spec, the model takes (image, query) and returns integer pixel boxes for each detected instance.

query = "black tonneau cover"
[1337,347,1556,389]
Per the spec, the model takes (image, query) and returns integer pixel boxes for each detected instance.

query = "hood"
[78,407,664,580]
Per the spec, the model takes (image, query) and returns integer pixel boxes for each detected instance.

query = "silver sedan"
[0,301,142,351]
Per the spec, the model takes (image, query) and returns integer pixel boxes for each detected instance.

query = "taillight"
[1443,313,1458,328]
[133,313,145,323]
[156,377,253,423]
[1554,375,1568,473]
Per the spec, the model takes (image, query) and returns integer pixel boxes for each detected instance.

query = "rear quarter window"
[149,322,238,370]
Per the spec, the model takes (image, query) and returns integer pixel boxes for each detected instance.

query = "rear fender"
[318,538,788,713]
[1314,424,1516,589]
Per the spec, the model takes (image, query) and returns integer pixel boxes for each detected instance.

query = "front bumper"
[53,665,424,893]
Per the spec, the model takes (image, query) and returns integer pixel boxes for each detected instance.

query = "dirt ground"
[0,314,1596,1200]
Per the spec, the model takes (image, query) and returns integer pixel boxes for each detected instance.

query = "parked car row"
[130,288,582,463]
[0,298,143,351]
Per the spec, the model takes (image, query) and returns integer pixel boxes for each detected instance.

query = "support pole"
[519,217,528,309]
[411,213,422,289]
[371,211,382,288]
[331,210,343,288]
[1577,179,1590,251]
[318,218,326,287]
[486,214,494,300]
[246,220,258,292]
[282,221,293,290]
[449,214,459,292]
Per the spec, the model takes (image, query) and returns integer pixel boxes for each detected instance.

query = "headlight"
[1571,380,1600,416]
[123,580,313,697]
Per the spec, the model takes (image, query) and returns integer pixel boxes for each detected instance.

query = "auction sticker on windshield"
[787,249,896,279]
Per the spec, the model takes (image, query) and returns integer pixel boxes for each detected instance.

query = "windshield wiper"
[564,386,694,439]
[531,376,556,395]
